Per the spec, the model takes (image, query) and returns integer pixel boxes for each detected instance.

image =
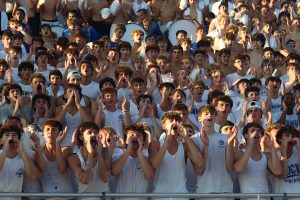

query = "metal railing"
[0,193,299,199]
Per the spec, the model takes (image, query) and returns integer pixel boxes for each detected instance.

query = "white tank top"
[238,152,269,196]
[0,154,24,200]
[191,133,233,194]
[115,151,149,200]
[39,154,73,200]
[62,111,82,146]
[76,151,109,199]
[153,142,187,194]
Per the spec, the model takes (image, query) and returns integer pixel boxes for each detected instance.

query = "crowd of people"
[0,0,300,200]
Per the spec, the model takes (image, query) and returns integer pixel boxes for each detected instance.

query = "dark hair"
[176,30,187,37]
[242,122,264,136]
[4,83,23,103]
[74,30,88,41]
[31,93,51,109]
[265,76,282,85]
[198,105,216,118]
[124,124,147,141]
[213,95,233,108]
[0,124,22,139]
[159,82,176,92]
[136,94,153,105]
[76,121,99,146]
[99,77,116,91]
[102,87,117,96]
[42,120,63,132]
[193,49,207,57]
[49,69,62,80]
[173,103,188,113]
[293,83,300,92]
[117,41,132,52]
[276,125,299,145]
[244,86,260,98]
[131,77,145,85]
[197,39,211,48]
[161,111,182,125]
[35,50,48,61]
[207,90,225,105]
[250,78,262,87]
[170,89,186,99]
[218,48,231,57]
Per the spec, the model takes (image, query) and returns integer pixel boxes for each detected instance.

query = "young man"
[47,69,64,98]
[191,105,236,199]
[39,120,73,197]
[79,61,101,101]
[18,61,34,96]
[68,121,112,199]
[272,125,300,197]
[31,93,51,126]
[112,124,154,199]
[94,87,124,139]
[123,94,163,140]
[226,54,254,88]
[0,83,32,125]
[0,124,40,200]
[149,111,204,200]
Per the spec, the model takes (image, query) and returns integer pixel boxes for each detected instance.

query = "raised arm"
[148,138,168,170]
[17,140,40,180]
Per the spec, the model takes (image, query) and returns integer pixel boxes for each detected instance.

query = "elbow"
[30,170,41,180]
[234,164,244,174]
[58,166,67,174]
[144,170,155,180]
[272,168,283,177]
[79,175,90,184]
[194,167,205,176]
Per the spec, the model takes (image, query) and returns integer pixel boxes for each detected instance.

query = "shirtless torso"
[87,0,108,21]
[38,0,60,21]
[151,0,179,24]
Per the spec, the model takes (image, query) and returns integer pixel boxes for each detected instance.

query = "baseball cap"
[247,101,262,112]
[67,70,81,80]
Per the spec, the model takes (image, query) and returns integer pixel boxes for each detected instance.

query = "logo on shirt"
[218,140,226,147]
[15,168,24,178]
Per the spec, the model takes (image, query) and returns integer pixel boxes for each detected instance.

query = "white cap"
[67,70,81,80]
[247,101,262,112]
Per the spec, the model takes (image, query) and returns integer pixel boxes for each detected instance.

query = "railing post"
[102,192,106,200]
[283,193,288,200]
[257,194,260,200]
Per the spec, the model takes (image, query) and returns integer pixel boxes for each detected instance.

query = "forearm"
[55,144,67,173]
[123,111,132,128]
[111,150,130,176]
[35,143,45,172]
[94,109,103,127]
[234,147,252,173]
[55,106,68,122]
[276,110,287,124]
[20,151,40,180]
[151,118,163,140]
[138,153,154,179]
[0,151,7,172]
[226,144,236,172]
[20,30,32,45]
[268,149,282,176]
[98,148,111,182]
[150,143,167,169]
[78,106,92,122]
[185,139,205,172]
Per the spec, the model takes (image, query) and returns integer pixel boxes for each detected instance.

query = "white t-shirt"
[80,81,101,101]
[272,148,300,197]
[225,73,254,88]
